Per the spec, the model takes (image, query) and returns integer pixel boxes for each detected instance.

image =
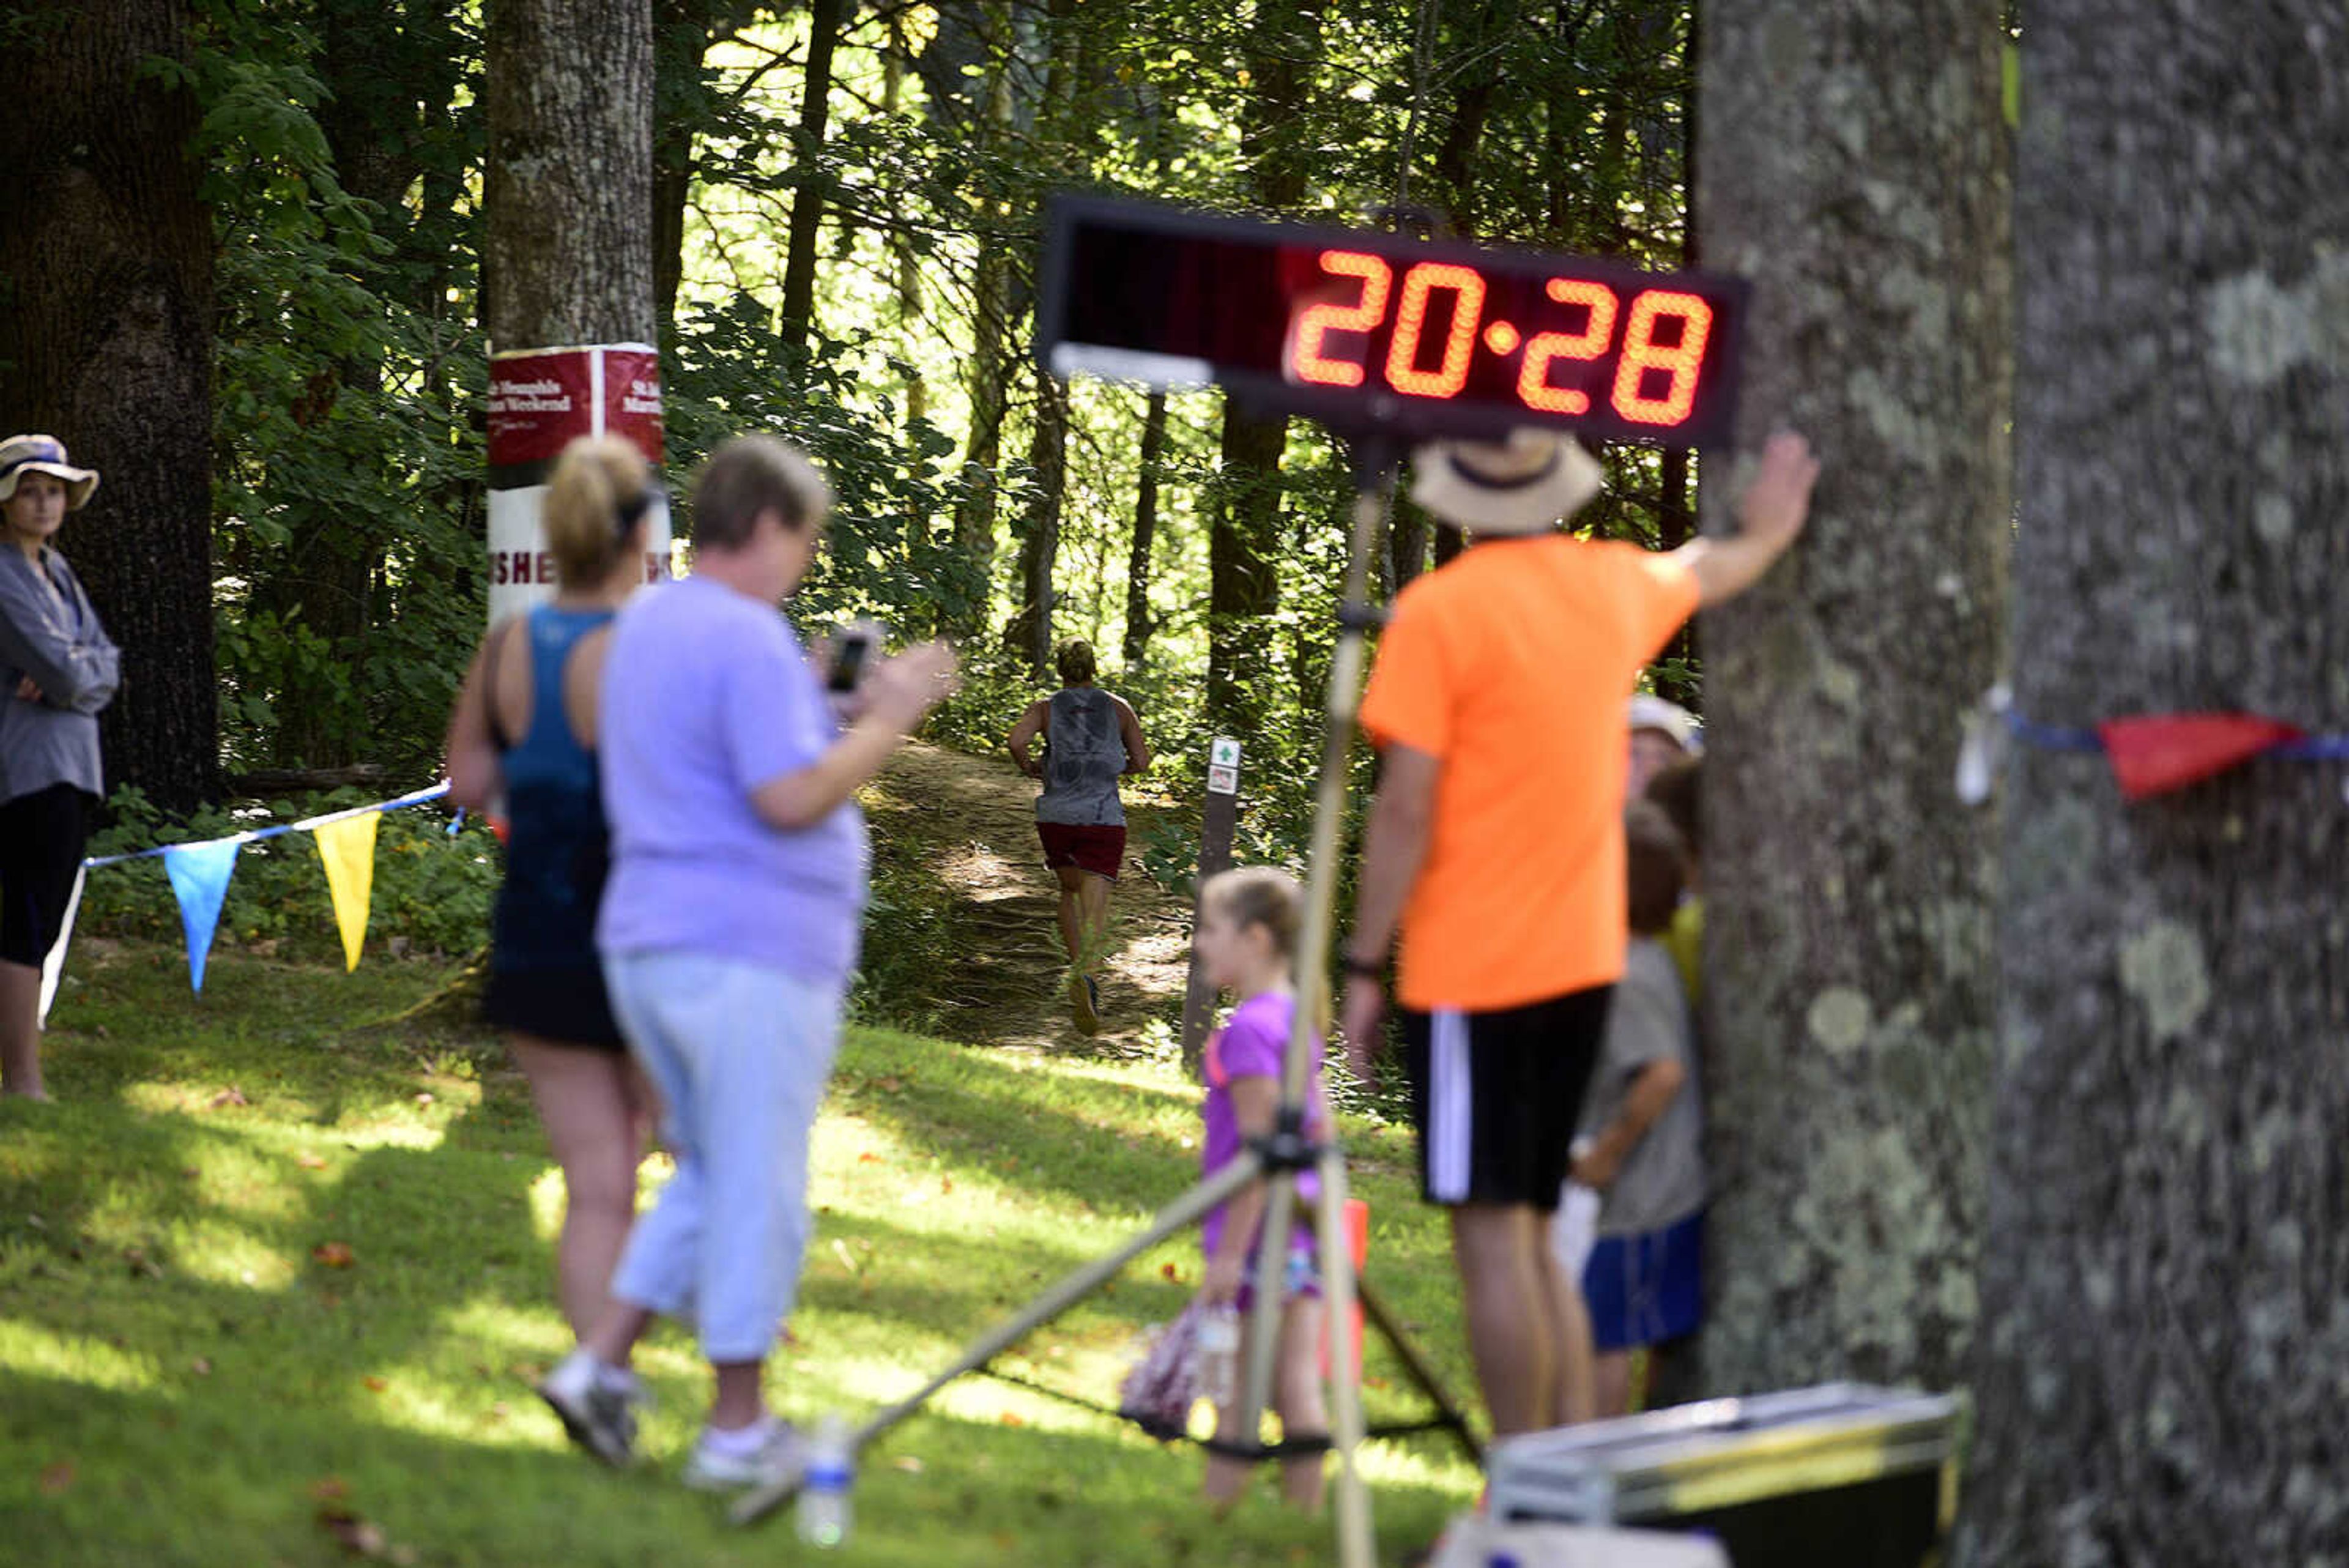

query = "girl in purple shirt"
[1191,866,1330,1512]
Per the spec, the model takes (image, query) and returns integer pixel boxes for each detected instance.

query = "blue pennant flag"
[163,839,241,992]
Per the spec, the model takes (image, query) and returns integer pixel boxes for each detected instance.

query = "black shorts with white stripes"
[1400,984,1613,1211]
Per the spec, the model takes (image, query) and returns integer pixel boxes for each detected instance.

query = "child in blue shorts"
[1572,800,1705,1416]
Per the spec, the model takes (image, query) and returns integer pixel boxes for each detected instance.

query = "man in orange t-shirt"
[1341,426,1818,1436]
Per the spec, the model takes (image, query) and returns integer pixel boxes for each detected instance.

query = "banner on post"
[486,343,670,627]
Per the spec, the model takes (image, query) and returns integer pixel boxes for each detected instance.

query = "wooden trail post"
[1179,735,1242,1073]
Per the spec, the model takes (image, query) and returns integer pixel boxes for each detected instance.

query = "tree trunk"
[1204,0,1316,735]
[998,0,1081,674]
[1961,5,2349,1562]
[651,0,708,338]
[885,14,928,430]
[483,0,656,351]
[776,0,845,349]
[1690,0,2009,1397]
[0,0,216,811]
[258,0,464,768]
[1387,502,1429,596]
[1002,376,1066,677]
[1430,0,1502,239]
[1542,0,1598,242]
[946,0,1017,639]
[1206,410,1288,732]
[1121,390,1167,669]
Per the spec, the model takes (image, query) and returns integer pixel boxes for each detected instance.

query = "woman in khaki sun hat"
[0,434,119,1100]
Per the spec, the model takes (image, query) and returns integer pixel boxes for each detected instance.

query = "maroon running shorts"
[1037,822,1126,881]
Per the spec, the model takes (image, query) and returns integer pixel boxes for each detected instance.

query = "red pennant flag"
[2096,713,2302,800]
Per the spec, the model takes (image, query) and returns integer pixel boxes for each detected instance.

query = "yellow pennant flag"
[313,814,379,972]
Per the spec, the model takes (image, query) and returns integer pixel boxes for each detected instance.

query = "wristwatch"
[1341,951,1384,979]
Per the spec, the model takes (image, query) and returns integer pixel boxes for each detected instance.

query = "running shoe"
[536,1348,642,1467]
[681,1419,807,1492]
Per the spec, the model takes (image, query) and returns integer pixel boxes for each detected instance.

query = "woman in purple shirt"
[535,434,957,1493]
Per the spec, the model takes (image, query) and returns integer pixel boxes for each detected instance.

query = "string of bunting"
[39,781,459,1023]
[1958,685,2349,804]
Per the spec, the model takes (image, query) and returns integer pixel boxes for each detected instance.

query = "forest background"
[10,0,1717,834]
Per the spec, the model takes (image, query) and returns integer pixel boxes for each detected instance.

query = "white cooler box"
[1485,1383,1961,1568]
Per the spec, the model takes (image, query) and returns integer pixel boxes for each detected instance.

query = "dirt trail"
[862,740,1198,1055]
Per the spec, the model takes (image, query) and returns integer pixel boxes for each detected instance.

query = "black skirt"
[481,960,626,1051]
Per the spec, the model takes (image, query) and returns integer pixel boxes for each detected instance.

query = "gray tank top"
[1035,687,1127,826]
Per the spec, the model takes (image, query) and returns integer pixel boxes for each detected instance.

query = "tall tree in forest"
[484,0,656,354]
[1962,5,2349,1561]
[1003,376,1066,675]
[651,0,712,335]
[1121,389,1167,669]
[1204,0,1318,734]
[945,0,1018,639]
[776,0,847,349]
[243,0,473,768]
[1000,0,1081,675]
[1690,0,2009,1395]
[0,0,216,810]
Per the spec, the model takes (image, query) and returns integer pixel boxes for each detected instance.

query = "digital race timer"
[1036,196,1748,450]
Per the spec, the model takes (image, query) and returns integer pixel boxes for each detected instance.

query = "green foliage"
[665,302,989,636]
[185,0,1709,911]
[79,787,498,965]
[194,0,486,777]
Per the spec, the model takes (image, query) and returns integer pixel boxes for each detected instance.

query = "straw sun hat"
[1409,426,1601,535]
[0,434,100,510]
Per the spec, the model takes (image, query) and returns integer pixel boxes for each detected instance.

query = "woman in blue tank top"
[445,436,659,1358]
[1006,638,1151,1033]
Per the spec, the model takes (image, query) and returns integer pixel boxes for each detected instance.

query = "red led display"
[1038,196,1748,448]
[1291,250,1390,388]
[1517,278,1617,416]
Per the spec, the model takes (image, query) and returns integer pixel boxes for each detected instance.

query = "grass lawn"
[2,942,1480,1566]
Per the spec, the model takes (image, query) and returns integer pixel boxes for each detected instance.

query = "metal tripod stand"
[734,434,1479,1564]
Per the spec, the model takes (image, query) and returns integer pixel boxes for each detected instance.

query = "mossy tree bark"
[1690,0,2011,1396]
[483,0,656,354]
[1961,4,2349,1561]
[0,0,216,811]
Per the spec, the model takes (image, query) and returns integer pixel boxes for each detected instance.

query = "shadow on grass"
[4,1356,1464,1567]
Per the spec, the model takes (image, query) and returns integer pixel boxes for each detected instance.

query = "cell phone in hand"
[826,619,886,694]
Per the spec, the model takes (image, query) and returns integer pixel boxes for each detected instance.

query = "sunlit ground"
[1,942,1476,1567]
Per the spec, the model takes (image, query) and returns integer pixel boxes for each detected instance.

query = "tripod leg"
[1357,1276,1485,1469]
[730,1150,1266,1526]
[1314,1142,1376,1568]
[1234,1164,1297,1468]
[1263,465,1392,1568]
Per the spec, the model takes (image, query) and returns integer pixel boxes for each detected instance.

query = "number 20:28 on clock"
[1037,197,1750,450]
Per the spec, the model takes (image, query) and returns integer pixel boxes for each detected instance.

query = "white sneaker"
[681,1419,807,1492]
[536,1349,642,1467]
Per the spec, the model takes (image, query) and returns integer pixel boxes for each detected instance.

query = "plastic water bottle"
[796,1413,853,1548]
[1198,1304,1241,1410]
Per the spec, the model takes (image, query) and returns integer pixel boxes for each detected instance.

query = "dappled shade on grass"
[1,942,1474,1566]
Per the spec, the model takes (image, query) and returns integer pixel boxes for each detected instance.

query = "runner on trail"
[1006,638,1151,1033]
